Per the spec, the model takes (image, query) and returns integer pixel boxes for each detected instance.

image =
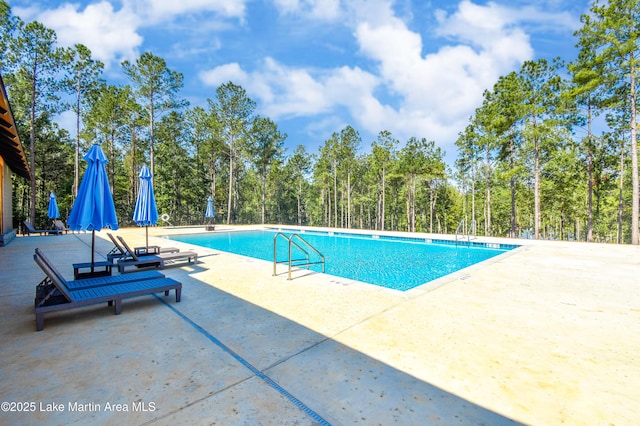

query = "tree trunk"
[297,180,302,226]
[510,129,516,238]
[407,175,416,232]
[333,159,338,228]
[130,127,137,208]
[109,134,116,193]
[486,145,492,237]
[629,62,638,245]
[534,126,541,240]
[227,136,234,225]
[261,168,266,224]
[618,142,625,243]
[340,190,345,228]
[471,163,476,226]
[320,187,326,226]
[326,185,331,227]
[74,76,81,199]
[149,98,155,178]
[429,188,434,233]
[586,100,594,242]
[347,170,351,228]
[210,156,216,203]
[381,168,386,231]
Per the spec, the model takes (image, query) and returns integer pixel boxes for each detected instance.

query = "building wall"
[1,157,17,246]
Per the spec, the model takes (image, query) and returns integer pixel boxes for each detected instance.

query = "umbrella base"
[206,225,216,231]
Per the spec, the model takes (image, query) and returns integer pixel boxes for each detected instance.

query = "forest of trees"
[1,0,638,244]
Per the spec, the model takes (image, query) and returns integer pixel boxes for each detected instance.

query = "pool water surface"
[168,229,516,291]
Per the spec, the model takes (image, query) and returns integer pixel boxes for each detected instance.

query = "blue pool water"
[169,229,516,291]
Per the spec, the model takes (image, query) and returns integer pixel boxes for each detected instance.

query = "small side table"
[135,246,161,256]
[73,261,113,279]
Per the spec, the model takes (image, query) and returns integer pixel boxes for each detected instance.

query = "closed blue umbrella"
[205,196,215,230]
[68,144,119,264]
[133,165,158,248]
[205,197,215,219]
[47,192,60,219]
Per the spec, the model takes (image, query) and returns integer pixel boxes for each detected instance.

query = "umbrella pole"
[91,230,96,271]
[146,226,149,249]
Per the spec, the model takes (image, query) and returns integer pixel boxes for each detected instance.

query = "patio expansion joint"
[155,295,331,426]
[138,375,256,425]
[262,335,333,373]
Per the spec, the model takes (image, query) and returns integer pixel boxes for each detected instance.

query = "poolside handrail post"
[273,235,277,276]
[469,219,476,241]
[273,232,325,280]
[273,232,290,276]
[455,220,465,244]
[290,234,324,273]
[288,238,293,280]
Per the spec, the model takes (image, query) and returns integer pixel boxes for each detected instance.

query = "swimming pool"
[168,229,517,291]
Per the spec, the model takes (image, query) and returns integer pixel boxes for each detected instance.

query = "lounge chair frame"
[116,236,197,273]
[106,232,128,263]
[35,248,166,290]
[33,248,182,331]
[53,219,71,234]
[24,221,60,236]
[106,233,180,263]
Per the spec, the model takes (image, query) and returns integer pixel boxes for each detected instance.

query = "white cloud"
[15,0,249,70]
[234,0,576,155]
[15,0,582,161]
[272,0,341,20]
[323,66,390,130]
[199,63,249,87]
[347,0,537,148]
[17,2,142,69]
[123,0,247,24]
[200,57,401,143]
[199,58,332,116]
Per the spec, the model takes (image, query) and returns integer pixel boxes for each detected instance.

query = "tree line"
[456,0,639,244]
[0,0,638,243]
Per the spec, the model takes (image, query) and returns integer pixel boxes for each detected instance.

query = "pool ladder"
[455,219,476,245]
[273,233,325,280]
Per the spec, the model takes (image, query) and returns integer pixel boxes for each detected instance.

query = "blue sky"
[9,0,592,165]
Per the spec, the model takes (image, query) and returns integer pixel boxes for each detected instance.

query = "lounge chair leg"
[36,313,44,331]
[176,287,181,302]
[114,299,122,315]
[164,290,169,296]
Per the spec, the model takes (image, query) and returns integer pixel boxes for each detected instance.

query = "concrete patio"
[0,226,638,425]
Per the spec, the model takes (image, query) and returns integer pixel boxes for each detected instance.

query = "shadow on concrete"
[0,234,522,425]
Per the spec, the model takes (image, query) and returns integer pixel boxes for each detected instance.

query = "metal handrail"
[455,219,465,244]
[273,232,325,280]
[455,219,477,245]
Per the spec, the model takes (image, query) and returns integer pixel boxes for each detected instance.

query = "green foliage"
[2,1,639,245]
[122,52,186,177]
[209,82,256,224]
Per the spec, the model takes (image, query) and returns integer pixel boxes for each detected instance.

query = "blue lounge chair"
[53,220,71,234]
[24,221,60,236]
[34,248,166,290]
[106,233,180,263]
[116,236,197,273]
[33,248,182,331]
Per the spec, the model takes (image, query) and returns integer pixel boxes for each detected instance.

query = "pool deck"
[0,225,638,425]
